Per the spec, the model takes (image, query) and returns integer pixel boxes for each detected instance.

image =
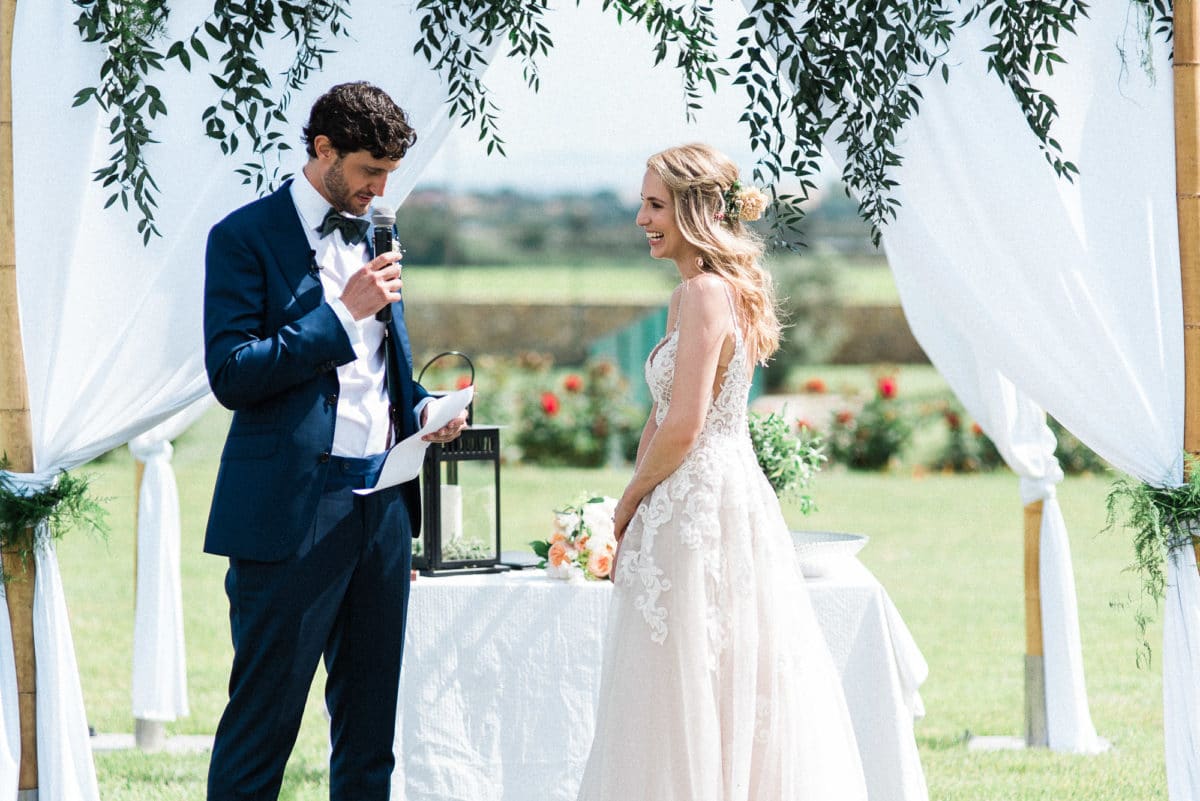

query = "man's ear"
[312,134,337,164]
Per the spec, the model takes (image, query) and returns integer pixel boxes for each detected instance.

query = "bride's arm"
[631,287,683,471]
[632,404,659,471]
[614,276,730,538]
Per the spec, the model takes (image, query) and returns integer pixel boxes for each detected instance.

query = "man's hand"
[422,407,468,444]
[340,252,402,320]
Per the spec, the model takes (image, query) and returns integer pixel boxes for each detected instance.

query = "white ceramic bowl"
[790,530,869,577]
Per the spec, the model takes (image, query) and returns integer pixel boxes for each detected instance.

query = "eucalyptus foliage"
[0,458,108,579]
[70,1,1167,245]
[1105,456,1200,667]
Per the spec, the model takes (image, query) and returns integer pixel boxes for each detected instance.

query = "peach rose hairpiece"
[719,180,768,223]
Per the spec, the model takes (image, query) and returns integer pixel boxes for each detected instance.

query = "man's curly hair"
[302,82,417,161]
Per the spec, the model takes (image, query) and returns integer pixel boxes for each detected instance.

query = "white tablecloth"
[393,558,929,801]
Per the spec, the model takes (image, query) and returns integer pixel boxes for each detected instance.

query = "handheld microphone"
[371,204,401,323]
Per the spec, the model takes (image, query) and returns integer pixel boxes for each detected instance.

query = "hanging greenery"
[0,459,108,581]
[1105,455,1200,667]
[70,1,1166,247]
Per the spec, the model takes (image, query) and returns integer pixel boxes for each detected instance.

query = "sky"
[415,2,760,198]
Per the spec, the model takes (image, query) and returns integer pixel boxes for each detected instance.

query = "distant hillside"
[395,183,876,266]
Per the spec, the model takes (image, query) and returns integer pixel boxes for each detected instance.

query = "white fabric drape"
[1165,544,1200,799]
[32,536,100,800]
[0,582,18,801]
[875,0,1188,786]
[3,2,479,795]
[128,398,212,723]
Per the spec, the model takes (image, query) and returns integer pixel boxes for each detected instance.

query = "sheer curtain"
[877,0,1192,789]
[1,2,477,796]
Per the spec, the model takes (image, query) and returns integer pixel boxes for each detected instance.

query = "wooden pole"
[1176,1,1200,572]
[0,0,40,795]
[1023,499,1048,747]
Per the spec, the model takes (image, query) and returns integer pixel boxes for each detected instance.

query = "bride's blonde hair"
[646,143,782,362]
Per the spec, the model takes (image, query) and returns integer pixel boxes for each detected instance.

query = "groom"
[202,82,465,800]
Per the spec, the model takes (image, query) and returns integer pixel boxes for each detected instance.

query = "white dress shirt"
[290,175,393,458]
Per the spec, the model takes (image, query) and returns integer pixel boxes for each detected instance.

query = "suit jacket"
[203,180,427,562]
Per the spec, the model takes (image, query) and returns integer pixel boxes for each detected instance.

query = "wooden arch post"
[1023,500,1048,747]
[0,0,40,797]
[1178,2,1200,570]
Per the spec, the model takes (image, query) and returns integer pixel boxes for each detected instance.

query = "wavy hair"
[303,81,417,161]
[646,143,782,362]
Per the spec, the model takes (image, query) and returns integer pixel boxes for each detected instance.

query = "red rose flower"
[877,376,898,399]
[835,410,854,425]
[803,377,827,394]
[971,422,984,436]
[564,374,584,393]
[944,411,961,431]
[455,374,472,390]
[540,392,560,416]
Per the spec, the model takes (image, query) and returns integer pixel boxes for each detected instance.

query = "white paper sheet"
[354,387,474,495]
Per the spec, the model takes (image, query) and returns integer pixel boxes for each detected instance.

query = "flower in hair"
[721,180,768,223]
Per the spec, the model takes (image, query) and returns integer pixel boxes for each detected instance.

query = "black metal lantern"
[413,352,507,576]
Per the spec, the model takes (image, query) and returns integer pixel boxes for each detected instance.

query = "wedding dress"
[576,295,869,801]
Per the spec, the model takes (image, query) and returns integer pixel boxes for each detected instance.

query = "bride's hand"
[613,497,637,542]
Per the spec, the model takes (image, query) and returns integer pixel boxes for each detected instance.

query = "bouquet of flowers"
[530,495,619,581]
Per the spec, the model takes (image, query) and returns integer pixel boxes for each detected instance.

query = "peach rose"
[736,186,769,222]
[576,534,589,551]
[548,541,570,567]
[550,530,568,545]
[587,549,613,579]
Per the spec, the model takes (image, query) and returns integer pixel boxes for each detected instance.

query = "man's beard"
[323,158,355,213]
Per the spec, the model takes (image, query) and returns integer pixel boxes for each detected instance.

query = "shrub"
[826,375,913,470]
[515,360,642,467]
[929,404,1005,473]
[1050,416,1110,475]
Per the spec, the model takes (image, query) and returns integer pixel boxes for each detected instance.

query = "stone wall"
[406,301,927,365]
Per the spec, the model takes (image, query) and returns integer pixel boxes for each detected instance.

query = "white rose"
[545,559,574,580]
[582,497,618,540]
[555,511,582,539]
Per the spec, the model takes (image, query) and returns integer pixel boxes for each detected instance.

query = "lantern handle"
[418,351,476,425]
[418,350,475,386]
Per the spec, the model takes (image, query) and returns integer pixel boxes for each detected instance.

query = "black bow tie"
[317,207,369,245]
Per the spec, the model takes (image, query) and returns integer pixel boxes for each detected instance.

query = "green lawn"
[50,405,1166,800]
[410,255,901,307]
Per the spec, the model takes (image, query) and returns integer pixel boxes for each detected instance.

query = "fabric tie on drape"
[128,438,188,723]
[0,472,100,798]
[5,0,487,794]
[127,397,212,726]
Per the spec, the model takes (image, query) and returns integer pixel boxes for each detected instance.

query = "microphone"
[371,204,401,323]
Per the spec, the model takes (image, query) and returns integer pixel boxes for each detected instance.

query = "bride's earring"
[696,256,704,271]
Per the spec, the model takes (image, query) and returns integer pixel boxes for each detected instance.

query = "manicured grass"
[410,262,678,304]
[409,256,901,306]
[53,405,1165,799]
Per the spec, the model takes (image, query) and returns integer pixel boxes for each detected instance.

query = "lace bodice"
[644,316,752,444]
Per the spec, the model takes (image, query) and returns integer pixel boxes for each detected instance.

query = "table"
[392,559,928,801]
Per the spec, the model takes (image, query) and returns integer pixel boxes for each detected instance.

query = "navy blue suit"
[203,181,425,800]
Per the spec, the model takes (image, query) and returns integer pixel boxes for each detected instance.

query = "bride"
[576,144,868,801]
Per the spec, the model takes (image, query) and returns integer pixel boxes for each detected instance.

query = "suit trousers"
[207,454,413,801]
